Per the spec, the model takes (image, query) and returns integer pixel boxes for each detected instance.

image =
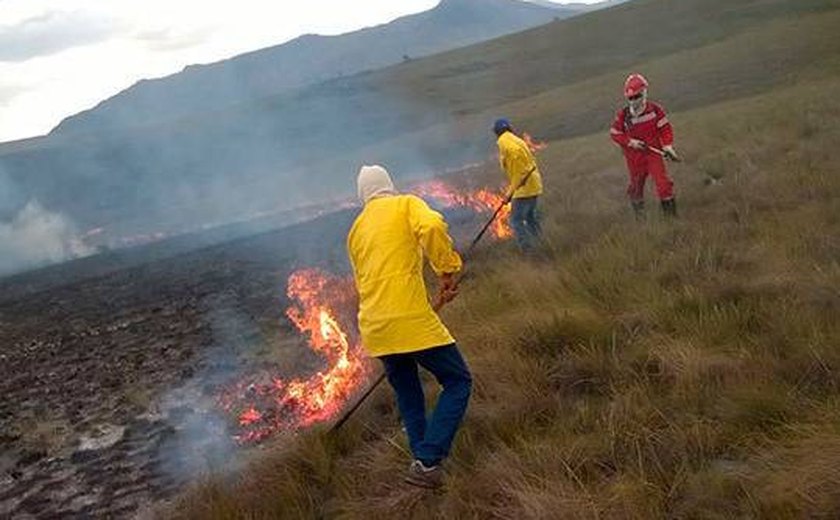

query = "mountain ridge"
[50,0,575,137]
[3,0,832,280]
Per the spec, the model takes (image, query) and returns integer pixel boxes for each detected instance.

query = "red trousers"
[625,154,674,201]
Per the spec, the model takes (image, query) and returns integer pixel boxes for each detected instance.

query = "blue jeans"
[380,344,472,467]
[511,196,542,251]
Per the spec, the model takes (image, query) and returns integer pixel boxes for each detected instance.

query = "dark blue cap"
[493,118,511,136]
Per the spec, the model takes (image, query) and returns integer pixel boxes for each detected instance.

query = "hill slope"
[51,0,575,137]
[1,0,838,278]
[166,0,840,517]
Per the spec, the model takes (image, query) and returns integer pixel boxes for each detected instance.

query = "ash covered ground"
[0,208,363,518]
[0,204,484,518]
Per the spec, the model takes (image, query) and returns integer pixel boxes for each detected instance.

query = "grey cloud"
[0,10,122,62]
[134,26,216,52]
[0,83,27,107]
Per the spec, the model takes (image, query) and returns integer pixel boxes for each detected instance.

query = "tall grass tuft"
[170,75,840,519]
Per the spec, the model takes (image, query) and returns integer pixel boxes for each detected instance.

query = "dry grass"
[168,38,840,520]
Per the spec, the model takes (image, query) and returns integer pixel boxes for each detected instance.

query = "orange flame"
[218,269,369,443]
[217,180,515,443]
[239,407,263,426]
[412,181,513,240]
[523,133,548,153]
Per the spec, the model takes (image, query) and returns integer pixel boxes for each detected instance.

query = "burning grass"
[213,179,519,445]
[171,74,840,520]
[217,269,370,444]
[411,180,514,241]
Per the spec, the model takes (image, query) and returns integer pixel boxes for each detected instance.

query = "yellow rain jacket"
[347,194,462,357]
[497,131,544,199]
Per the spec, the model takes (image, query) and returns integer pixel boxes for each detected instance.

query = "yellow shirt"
[497,131,544,199]
[348,195,463,357]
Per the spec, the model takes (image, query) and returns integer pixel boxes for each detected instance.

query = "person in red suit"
[610,73,681,218]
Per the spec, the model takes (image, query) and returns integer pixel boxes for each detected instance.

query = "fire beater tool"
[646,145,682,163]
[330,167,538,432]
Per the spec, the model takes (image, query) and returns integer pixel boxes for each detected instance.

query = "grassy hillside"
[165,0,840,176]
[168,9,840,520]
[3,0,838,244]
[349,2,840,175]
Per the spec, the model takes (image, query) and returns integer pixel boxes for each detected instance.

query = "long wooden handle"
[330,371,386,432]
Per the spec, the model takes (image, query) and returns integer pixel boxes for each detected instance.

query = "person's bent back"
[347,165,471,490]
[349,192,462,356]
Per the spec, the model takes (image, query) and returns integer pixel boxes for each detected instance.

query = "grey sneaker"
[405,460,443,489]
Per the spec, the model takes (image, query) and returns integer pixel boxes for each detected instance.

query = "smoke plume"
[0,199,93,277]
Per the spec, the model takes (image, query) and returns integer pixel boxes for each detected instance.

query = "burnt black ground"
[0,205,487,518]
[0,209,359,518]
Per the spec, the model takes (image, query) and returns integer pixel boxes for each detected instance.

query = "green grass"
[169,76,840,519]
[167,5,840,519]
[311,1,840,187]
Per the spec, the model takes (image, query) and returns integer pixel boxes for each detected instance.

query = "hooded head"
[357,165,396,204]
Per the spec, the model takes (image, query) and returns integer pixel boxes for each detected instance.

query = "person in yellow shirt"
[347,165,472,489]
[494,118,544,252]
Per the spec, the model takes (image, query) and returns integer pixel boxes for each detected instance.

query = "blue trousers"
[380,344,472,467]
[511,196,542,251]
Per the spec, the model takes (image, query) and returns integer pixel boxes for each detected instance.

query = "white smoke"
[0,199,94,277]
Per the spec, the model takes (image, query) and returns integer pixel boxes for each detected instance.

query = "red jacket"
[610,101,674,156]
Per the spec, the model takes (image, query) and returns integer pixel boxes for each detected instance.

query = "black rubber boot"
[631,200,645,221]
[661,198,677,218]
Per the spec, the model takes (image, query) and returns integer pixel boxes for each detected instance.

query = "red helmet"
[624,73,649,98]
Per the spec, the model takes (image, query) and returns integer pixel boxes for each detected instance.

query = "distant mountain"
[1,0,831,279]
[52,0,577,137]
[529,0,629,11]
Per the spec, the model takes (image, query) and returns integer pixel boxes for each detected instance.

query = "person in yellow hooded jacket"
[494,118,544,252]
[347,165,472,489]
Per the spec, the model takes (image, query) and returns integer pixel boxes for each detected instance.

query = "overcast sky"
[0,0,601,143]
